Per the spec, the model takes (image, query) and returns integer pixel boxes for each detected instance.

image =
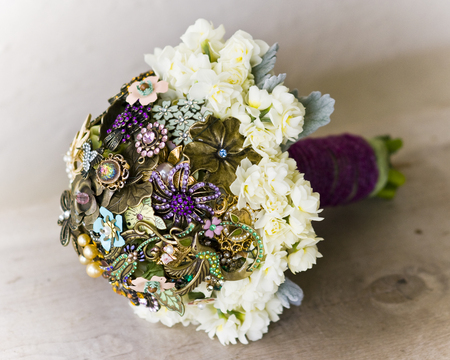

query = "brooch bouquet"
[59,19,403,345]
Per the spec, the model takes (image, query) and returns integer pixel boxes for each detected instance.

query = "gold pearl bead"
[83,244,98,260]
[86,262,103,278]
[77,233,91,247]
[78,254,92,265]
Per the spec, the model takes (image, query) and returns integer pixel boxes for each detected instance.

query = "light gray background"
[1,1,450,359]
[1,0,450,208]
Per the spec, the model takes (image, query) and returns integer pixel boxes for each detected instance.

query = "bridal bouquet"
[58,19,403,345]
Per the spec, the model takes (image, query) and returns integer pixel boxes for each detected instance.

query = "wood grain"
[1,49,450,360]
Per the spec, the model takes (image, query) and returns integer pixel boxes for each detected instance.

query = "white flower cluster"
[135,19,323,345]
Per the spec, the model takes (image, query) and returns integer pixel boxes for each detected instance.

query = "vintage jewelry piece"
[58,19,404,345]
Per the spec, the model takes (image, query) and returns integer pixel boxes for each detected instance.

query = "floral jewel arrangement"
[59,19,404,345]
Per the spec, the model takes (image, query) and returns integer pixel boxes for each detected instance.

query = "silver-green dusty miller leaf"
[262,73,286,93]
[276,278,304,308]
[252,43,279,89]
[281,91,335,151]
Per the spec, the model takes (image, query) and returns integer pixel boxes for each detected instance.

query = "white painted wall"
[1,0,449,207]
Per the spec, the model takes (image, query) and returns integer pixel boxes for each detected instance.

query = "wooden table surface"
[1,49,450,360]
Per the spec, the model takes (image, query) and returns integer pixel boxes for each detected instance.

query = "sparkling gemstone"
[218,149,227,158]
[136,214,143,221]
[142,131,156,144]
[97,160,120,183]
[209,224,217,231]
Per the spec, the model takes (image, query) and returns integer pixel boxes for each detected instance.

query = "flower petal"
[100,206,114,221]
[214,225,223,235]
[140,94,155,106]
[147,75,159,85]
[212,217,221,225]
[114,234,125,247]
[126,93,139,105]
[154,80,169,94]
[189,116,225,149]
[101,238,111,252]
[203,219,212,229]
[115,214,123,232]
[222,117,245,153]
[205,229,214,238]
[183,141,219,175]
[93,217,103,233]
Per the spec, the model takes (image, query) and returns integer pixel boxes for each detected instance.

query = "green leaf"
[154,288,185,316]
[142,261,164,280]
[388,168,406,187]
[252,43,279,89]
[229,228,243,237]
[281,91,335,151]
[154,216,166,230]
[230,213,240,224]
[132,260,151,278]
[180,238,192,247]
[386,138,403,154]
[188,292,206,300]
[259,106,271,118]
[376,184,398,199]
[90,125,102,150]
[201,40,212,62]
